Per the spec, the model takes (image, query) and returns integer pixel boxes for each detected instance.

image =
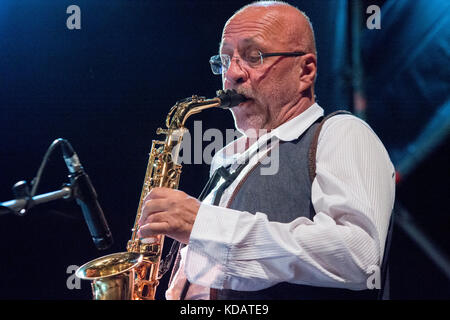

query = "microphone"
[61,139,113,250]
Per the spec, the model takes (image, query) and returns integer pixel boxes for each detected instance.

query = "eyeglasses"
[209,50,306,75]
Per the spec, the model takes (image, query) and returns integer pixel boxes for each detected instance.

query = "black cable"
[30,138,67,197]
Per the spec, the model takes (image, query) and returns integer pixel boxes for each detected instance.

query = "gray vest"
[212,116,379,300]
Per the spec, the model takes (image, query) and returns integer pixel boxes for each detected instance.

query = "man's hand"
[137,187,200,244]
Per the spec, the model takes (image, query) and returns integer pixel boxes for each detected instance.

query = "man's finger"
[138,199,166,225]
[140,211,167,226]
[143,187,172,202]
[138,222,169,238]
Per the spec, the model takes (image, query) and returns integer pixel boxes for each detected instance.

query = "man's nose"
[223,57,248,85]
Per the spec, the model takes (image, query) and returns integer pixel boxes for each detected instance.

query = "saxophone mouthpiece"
[216,89,247,109]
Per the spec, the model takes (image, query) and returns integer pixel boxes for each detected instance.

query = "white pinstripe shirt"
[166,103,395,300]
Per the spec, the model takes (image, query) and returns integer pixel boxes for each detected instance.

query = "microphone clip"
[11,180,32,216]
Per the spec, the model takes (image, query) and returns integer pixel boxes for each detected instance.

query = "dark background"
[0,0,448,300]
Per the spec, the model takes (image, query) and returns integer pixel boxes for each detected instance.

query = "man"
[138,1,395,299]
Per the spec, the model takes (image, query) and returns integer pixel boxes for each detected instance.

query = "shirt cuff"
[184,202,242,289]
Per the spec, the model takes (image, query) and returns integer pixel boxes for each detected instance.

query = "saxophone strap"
[213,160,251,206]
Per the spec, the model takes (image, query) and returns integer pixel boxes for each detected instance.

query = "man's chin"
[232,113,265,134]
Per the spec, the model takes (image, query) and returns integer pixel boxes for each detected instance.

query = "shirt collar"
[270,103,324,141]
[210,103,324,173]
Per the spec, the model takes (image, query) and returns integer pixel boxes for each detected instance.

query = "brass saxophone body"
[75,90,246,300]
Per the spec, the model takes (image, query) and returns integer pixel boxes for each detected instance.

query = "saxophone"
[75,90,246,300]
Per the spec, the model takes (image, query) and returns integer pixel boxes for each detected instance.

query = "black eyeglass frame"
[209,51,307,75]
[259,51,307,59]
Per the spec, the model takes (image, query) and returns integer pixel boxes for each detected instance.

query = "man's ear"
[298,53,317,94]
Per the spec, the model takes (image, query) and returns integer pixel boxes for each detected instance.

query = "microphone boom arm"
[0,185,72,216]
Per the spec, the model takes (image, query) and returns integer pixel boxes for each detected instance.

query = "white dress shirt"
[165,103,395,300]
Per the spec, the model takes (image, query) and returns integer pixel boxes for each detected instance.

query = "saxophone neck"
[165,89,247,130]
[164,96,220,131]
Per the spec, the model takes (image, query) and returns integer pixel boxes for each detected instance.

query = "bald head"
[223,1,317,57]
[219,1,318,132]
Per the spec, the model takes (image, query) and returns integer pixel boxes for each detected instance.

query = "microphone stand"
[1,138,113,251]
[0,180,72,217]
